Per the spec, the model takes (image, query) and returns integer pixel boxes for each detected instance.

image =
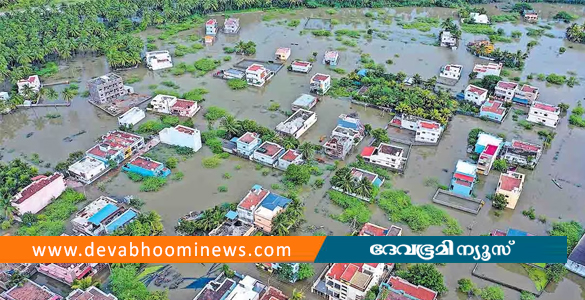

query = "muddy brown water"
[1,4,585,300]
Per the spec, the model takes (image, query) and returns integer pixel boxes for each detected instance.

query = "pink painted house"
[37,263,97,286]
[11,173,66,216]
[66,287,117,300]
[2,279,62,300]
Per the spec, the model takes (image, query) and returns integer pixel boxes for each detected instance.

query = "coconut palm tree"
[331,167,355,194]
[220,115,241,138]
[71,276,100,290]
[291,289,305,300]
[21,85,35,101]
[62,88,75,103]
[45,88,58,102]
[0,197,16,222]
[281,136,298,150]
[355,177,373,199]
[298,142,315,161]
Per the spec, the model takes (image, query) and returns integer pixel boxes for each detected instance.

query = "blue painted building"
[235,132,262,157]
[122,156,171,178]
[450,160,477,197]
[479,100,507,122]
[338,114,365,134]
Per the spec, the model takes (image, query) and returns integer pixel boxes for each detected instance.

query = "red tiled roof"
[102,131,142,150]
[419,121,440,130]
[328,263,361,280]
[87,144,119,159]
[255,142,284,157]
[481,100,505,115]
[128,157,162,171]
[483,144,498,156]
[467,85,487,95]
[388,277,437,300]
[292,61,311,67]
[390,118,402,126]
[361,146,376,157]
[499,174,522,191]
[259,287,288,300]
[206,19,216,25]
[496,81,518,90]
[239,132,259,144]
[533,102,557,112]
[351,168,376,183]
[312,74,330,82]
[238,186,269,210]
[13,173,63,204]
[175,125,196,135]
[358,223,387,236]
[6,280,57,300]
[247,64,264,72]
[275,48,290,55]
[172,99,196,109]
[511,140,541,152]
[520,85,538,93]
[280,149,300,162]
[454,173,474,183]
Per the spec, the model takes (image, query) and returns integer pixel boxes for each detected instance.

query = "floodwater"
[1,4,585,300]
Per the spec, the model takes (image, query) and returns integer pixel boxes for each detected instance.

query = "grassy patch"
[227,78,247,90]
[523,264,548,291]
[328,190,371,226]
[400,17,440,32]
[311,30,332,37]
[335,29,361,38]
[491,13,520,23]
[461,24,496,35]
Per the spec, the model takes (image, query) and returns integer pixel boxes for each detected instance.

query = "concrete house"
[117,107,145,128]
[223,18,240,34]
[145,50,173,71]
[439,64,462,81]
[276,149,304,171]
[480,99,507,122]
[246,64,273,87]
[38,263,97,286]
[251,142,285,166]
[11,173,66,216]
[331,168,384,201]
[323,51,339,66]
[275,109,317,139]
[17,75,41,96]
[68,157,107,184]
[72,196,139,236]
[289,61,313,73]
[338,114,365,135]
[523,10,538,22]
[527,101,560,128]
[292,94,318,111]
[2,279,62,300]
[159,125,202,152]
[360,143,407,171]
[502,140,542,169]
[440,31,457,48]
[236,132,262,157]
[494,81,518,102]
[205,19,218,35]
[237,185,270,224]
[475,133,504,175]
[66,287,117,300]
[87,130,144,163]
[358,222,402,237]
[379,277,437,300]
[254,193,291,233]
[467,12,490,24]
[87,73,126,104]
[312,263,386,300]
[324,135,353,160]
[122,156,170,178]
[566,235,585,278]
[496,171,525,209]
[393,115,444,144]
[464,84,488,105]
[310,73,331,95]
[275,48,291,61]
[450,160,477,197]
[473,62,502,79]
[514,84,540,105]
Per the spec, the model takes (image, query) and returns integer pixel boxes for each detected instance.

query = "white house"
[566,235,585,278]
[494,81,518,102]
[223,18,240,34]
[237,185,270,224]
[312,263,386,300]
[251,142,285,166]
[205,19,218,35]
[275,48,291,61]
[439,64,462,81]
[275,109,317,139]
[415,120,443,144]
[117,107,145,127]
[149,94,178,114]
[464,85,488,105]
[473,62,502,79]
[292,94,318,111]
[11,173,66,216]
[159,125,202,152]
[361,143,407,171]
[68,157,107,184]
[276,149,304,171]
[145,51,173,71]
[246,64,273,87]
[323,51,339,66]
[290,61,313,73]
[527,101,561,128]
[17,75,41,96]
[310,73,331,95]
[440,31,457,48]
[514,84,540,105]
[467,12,490,24]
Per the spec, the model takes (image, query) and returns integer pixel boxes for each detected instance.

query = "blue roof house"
[254,193,292,233]
[450,160,477,197]
[122,156,171,178]
[235,132,262,157]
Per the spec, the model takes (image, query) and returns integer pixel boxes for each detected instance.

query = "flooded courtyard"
[2,3,585,300]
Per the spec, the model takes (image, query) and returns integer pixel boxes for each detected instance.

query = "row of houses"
[389,114,444,144]
[224,131,304,169]
[205,18,241,35]
[194,272,287,300]
[1,280,116,300]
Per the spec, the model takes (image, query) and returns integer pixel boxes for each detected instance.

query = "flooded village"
[1,2,585,300]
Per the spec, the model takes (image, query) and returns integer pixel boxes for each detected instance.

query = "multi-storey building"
[310,73,331,95]
[514,84,539,105]
[312,263,386,300]
[235,132,262,157]
[494,81,518,102]
[246,64,272,87]
[145,50,173,71]
[68,157,107,184]
[450,160,477,197]
[87,73,126,104]
[439,31,457,48]
[527,101,561,128]
[439,64,462,81]
[275,109,317,139]
[251,142,285,166]
[360,143,407,171]
[254,193,291,233]
[237,185,270,224]
[223,18,240,33]
[71,196,139,236]
[502,140,542,169]
[159,125,202,152]
[496,171,525,209]
[464,84,488,105]
[473,62,502,79]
